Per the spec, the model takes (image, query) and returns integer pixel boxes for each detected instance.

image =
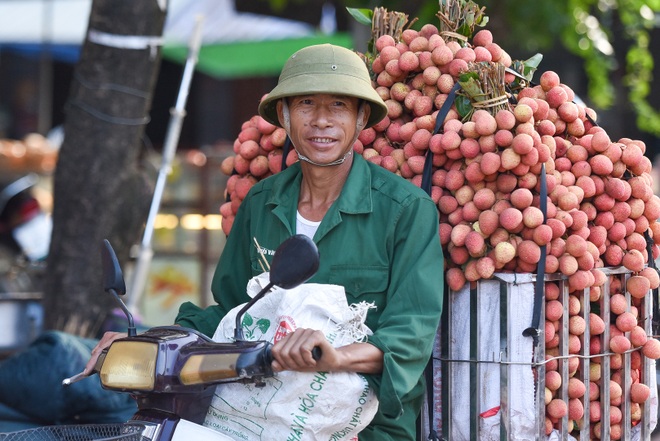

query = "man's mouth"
[309,137,335,144]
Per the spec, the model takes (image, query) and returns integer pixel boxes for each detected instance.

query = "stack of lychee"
[218,21,660,437]
[543,270,660,438]
[220,23,660,288]
[354,24,660,437]
[219,117,293,235]
[352,25,660,296]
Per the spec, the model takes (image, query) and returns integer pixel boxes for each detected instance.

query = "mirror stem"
[234,282,273,342]
[110,288,137,337]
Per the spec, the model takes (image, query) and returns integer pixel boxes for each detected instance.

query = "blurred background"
[0,0,658,325]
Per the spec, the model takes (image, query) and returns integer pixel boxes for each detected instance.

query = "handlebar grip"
[265,345,323,362]
[264,345,274,365]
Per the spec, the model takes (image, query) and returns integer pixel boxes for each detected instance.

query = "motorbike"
[0,234,320,441]
[0,173,51,358]
[0,173,51,271]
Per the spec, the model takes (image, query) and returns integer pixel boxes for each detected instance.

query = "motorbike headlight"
[179,353,241,385]
[99,341,158,391]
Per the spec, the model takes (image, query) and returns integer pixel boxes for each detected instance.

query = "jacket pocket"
[250,253,274,277]
[328,265,389,299]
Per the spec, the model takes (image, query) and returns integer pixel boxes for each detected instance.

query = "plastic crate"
[432,268,657,441]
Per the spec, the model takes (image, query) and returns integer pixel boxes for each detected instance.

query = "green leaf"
[455,95,473,119]
[458,71,479,82]
[458,75,483,99]
[465,11,475,27]
[522,53,543,81]
[457,23,472,38]
[256,318,271,334]
[524,53,543,70]
[346,7,373,27]
[241,313,254,327]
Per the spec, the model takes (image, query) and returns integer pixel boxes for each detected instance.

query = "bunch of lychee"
[373,27,660,292]
[542,272,660,438]
[220,25,660,292]
[218,20,660,436]
[218,115,295,235]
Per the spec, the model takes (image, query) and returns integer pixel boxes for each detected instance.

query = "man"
[176,44,444,440]
[90,43,444,440]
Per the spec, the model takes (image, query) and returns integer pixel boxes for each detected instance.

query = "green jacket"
[176,154,444,441]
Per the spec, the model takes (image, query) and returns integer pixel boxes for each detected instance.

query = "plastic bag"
[203,272,379,441]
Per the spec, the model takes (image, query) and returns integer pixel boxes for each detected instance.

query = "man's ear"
[357,101,371,132]
[276,99,285,125]
[276,99,291,131]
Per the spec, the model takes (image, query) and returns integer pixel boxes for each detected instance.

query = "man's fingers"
[84,331,127,375]
[272,328,325,371]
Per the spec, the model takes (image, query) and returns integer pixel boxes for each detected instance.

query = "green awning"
[162,33,354,79]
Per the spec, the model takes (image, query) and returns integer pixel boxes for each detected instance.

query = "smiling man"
[176,44,445,440]
[91,43,445,441]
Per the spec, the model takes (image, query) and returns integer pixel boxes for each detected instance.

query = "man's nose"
[310,106,333,127]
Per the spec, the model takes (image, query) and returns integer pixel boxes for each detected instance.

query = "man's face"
[277,94,368,166]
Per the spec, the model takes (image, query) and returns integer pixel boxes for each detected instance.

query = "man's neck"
[297,155,353,221]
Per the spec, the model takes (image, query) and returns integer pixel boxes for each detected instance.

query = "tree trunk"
[43,0,167,337]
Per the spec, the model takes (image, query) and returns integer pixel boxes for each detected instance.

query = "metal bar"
[127,16,205,311]
[441,268,652,440]
[441,284,452,440]
[559,279,569,439]
[536,278,547,440]
[470,283,479,439]
[597,266,630,276]
[500,280,509,440]
[621,279,632,441]
[641,277,652,440]
[579,286,591,440]
[600,274,612,441]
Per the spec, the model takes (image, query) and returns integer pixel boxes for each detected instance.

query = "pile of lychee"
[218,19,660,438]
[543,271,660,438]
[219,117,291,234]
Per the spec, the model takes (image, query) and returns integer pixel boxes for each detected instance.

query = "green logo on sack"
[241,313,271,339]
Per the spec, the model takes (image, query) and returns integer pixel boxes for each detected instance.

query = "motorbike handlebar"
[264,345,322,364]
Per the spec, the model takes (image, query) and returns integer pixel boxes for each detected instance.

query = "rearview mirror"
[269,234,320,289]
[234,234,319,341]
[101,239,135,336]
[101,239,126,295]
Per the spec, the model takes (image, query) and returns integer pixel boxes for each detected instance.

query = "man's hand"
[270,328,384,374]
[83,331,127,376]
[270,328,336,372]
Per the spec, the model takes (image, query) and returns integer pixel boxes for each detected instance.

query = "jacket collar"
[267,154,374,236]
[334,154,374,215]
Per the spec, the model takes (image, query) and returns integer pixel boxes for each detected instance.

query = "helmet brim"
[258,45,388,129]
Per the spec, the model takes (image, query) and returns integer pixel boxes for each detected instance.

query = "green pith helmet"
[258,44,388,129]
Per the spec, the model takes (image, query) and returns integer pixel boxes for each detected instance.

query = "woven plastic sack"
[203,272,379,441]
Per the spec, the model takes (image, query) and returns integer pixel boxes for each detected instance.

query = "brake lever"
[62,371,91,386]
[62,351,104,386]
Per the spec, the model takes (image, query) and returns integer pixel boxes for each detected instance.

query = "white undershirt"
[296,210,321,239]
